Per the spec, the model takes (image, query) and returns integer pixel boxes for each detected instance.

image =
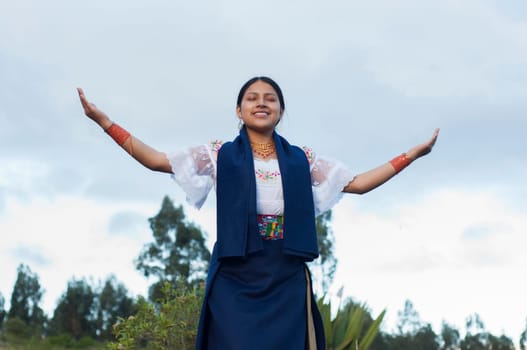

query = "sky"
[1,0,527,344]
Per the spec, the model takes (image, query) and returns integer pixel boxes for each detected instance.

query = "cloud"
[9,245,51,267]
[329,187,527,338]
[1,0,526,341]
[462,222,510,240]
[0,157,87,202]
[344,0,527,100]
[0,194,158,314]
[1,0,525,204]
[107,210,150,237]
[491,0,527,21]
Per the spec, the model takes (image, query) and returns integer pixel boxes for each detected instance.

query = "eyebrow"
[245,92,277,97]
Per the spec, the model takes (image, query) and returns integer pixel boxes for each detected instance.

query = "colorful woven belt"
[257,215,284,240]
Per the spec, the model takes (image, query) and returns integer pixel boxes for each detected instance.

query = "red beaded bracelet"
[390,153,412,173]
[105,123,131,146]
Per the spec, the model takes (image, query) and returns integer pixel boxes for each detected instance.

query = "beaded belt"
[257,215,284,240]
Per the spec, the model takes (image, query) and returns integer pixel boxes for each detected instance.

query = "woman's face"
[237,80,283,134]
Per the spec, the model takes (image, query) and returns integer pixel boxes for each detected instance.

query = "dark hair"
[236,76,285,112]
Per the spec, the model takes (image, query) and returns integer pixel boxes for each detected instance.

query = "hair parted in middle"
[236,76,285,113]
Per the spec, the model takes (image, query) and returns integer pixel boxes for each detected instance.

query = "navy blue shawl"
[216,126,319,261]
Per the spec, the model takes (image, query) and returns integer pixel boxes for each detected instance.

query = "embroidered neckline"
[255,168,281,181]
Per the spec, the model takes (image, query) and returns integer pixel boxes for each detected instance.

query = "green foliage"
[95,276,137,341]
[3,317,33,343]
[383,300,440,350]
[396,300,423,336]
[0,292,6,329]
[487,334,515,350]
[520,319,527,350]
[440,321,460,350]
[7,264,46,332]
[309,210,338,297]
[108,282,203,350]
[48,278,97,339]
[317,296,385,350]
[42,333,100,348]
[76,335,100,348]
[1,333,104,349]
[135,196,211,301]
[384,325,440,350]
[459,314,514,350]
[46,333,78,347]
[46,275,136,342]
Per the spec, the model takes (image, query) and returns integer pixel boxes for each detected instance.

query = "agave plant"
[317,296,385,350]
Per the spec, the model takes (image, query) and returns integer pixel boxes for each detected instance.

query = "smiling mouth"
[253,111,269,117]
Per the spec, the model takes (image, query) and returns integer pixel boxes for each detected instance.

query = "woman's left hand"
[406,128,440,160]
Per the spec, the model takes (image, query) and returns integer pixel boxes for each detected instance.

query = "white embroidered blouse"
[168,141,354,217]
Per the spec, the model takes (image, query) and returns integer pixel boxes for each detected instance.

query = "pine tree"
[135,196,211,300]
[48,278,97,339]
[7,264,46,332]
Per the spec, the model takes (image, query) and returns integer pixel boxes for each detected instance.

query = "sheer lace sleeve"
[167,140,222,209]
[303,147,355,216]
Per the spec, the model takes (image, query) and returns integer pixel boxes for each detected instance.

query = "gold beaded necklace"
[251,141,276,159]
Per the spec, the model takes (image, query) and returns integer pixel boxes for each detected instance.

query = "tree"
[412,325,440,350]
[95,275,137,341]
[49,278,97,339]
[440,321,460,350]
[460,313,487,350]
[384,327,440,350]
[487,334,514,350]
[308,210,338,296]
[384,300,440,350]
[0,292,6,329]
[7,264,46,332]
[135,196,211,300]
[520,319,527,350]
[396,300,423,336]
[459,313,513,350]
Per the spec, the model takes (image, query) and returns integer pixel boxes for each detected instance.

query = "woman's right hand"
[77,88,112,130]
[77,87,172,173]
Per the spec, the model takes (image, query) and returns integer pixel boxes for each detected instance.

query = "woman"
[78,76,439,350]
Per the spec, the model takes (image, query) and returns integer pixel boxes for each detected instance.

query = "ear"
[236,106,242,118]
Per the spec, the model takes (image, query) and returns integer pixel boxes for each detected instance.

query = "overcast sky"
[1,0,526,343]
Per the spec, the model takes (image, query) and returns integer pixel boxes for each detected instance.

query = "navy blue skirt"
[200,239,321,350]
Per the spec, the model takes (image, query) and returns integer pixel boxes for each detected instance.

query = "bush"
[46,333,77,347]
[317,297,385,350]
[3,318,34,343]
[108,282,203,350]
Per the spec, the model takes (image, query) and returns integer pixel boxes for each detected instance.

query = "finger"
[77,88,90,109]
[77,88,86,102]
[430,129,439,143]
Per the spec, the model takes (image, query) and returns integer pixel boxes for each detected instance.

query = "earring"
[238,119,243,130]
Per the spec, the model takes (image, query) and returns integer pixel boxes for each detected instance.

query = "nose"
[256,97,267,107]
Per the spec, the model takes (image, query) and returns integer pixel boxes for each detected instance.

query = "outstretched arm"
[77,88,172,173]
[343,128,440,194]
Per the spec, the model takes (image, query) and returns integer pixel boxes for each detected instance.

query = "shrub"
[108,282,202,350]
[317,296,385,350]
